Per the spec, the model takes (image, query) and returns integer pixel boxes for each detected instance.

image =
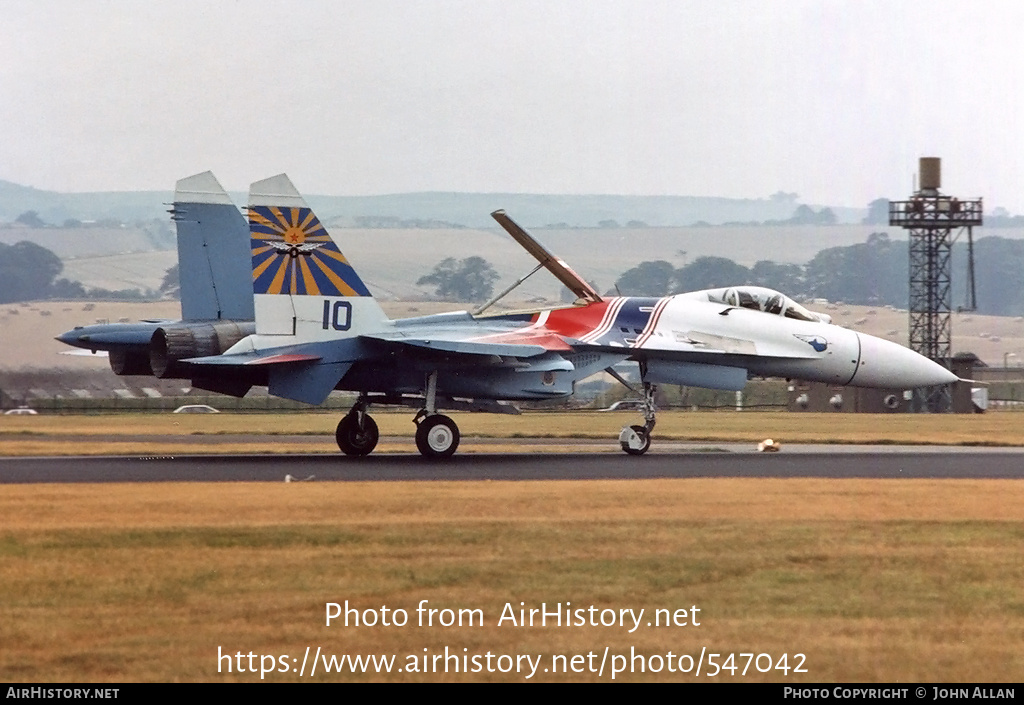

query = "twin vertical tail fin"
[171,172,254,321]
[247,174,388,339]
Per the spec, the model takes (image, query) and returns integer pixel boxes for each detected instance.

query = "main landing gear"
[335,399,379,456]
[334,371,461,460]
[618,381,657,456]
[413,370,459,459]
[413,410,460,459]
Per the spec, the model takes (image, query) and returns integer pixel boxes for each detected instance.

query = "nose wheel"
[618,426,651,454]
[619,380,657,456]
[619,424,651,455]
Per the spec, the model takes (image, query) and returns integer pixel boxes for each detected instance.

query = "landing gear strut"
[334,373,464,459]
[413,370,460,459]
[619,380,657,456]
[335,397,379,456]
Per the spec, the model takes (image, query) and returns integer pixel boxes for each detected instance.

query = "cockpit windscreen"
[707,287,828,323]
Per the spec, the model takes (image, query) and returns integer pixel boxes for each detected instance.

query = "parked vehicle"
[172,404,219,414]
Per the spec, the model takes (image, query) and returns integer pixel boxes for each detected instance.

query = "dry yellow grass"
[3,410,1024,457]
[2,480,1023,682]
[4,480,1024,529]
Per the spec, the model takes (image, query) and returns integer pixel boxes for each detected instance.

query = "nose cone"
[852,333,959,388]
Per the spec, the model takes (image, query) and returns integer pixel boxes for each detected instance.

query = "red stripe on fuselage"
[634,296,672,348]
[470,329,574,351]
[540,300,616,341]
[243,353,321,365]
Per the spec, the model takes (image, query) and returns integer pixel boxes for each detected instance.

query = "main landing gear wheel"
[336,414,379,456]
[619,424,651,456]
[415,414,460,459]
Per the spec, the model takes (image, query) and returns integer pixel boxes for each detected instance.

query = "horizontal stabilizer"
[269,361,352,405]
[181,352,322,366]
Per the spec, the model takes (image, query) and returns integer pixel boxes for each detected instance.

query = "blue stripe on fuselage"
[592,297,662,346]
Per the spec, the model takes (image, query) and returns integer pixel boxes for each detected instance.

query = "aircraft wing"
[364,334,558,358]
[180,340,360,406]
[363,321,578,359]
[183,335,559,364]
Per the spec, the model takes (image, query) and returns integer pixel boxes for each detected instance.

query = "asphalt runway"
[3,444,1024,483]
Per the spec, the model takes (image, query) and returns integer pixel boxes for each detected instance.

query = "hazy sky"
[4,0,1024,210]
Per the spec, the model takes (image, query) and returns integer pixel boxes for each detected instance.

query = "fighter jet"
[59,174,957,457]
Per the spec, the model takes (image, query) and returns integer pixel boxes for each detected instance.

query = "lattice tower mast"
[888,157,982,412]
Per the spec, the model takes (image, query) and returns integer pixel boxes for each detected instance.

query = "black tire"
[335,414,379,456]
[620,425,651,456]
[415,414,460,459]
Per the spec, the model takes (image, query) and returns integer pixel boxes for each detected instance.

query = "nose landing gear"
[618,380,657,456]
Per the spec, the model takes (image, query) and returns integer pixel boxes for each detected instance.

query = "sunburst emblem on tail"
[249,206,371,296]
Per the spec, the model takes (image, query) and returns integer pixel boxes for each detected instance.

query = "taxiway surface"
[2,444,1023,483]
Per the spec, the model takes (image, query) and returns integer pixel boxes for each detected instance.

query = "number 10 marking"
[322,300,352,331]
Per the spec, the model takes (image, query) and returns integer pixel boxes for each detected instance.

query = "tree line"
[413,233,1024,318]
[611,232,905,304]
[9,230,1024,318]
[0,240,155,303]
[610,233,1024,316]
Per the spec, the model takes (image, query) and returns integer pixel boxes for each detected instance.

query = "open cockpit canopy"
[705,286,831,324]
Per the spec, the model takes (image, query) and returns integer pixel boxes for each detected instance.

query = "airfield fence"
[1,393,356,414]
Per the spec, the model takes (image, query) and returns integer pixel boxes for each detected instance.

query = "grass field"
[2,411,1023,682]
[3,410,1024,456]
[1,480,1022,682]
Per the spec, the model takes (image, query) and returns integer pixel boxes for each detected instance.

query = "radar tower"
[888,157,982,412]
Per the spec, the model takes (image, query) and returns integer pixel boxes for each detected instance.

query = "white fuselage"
[633,296,955,390]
